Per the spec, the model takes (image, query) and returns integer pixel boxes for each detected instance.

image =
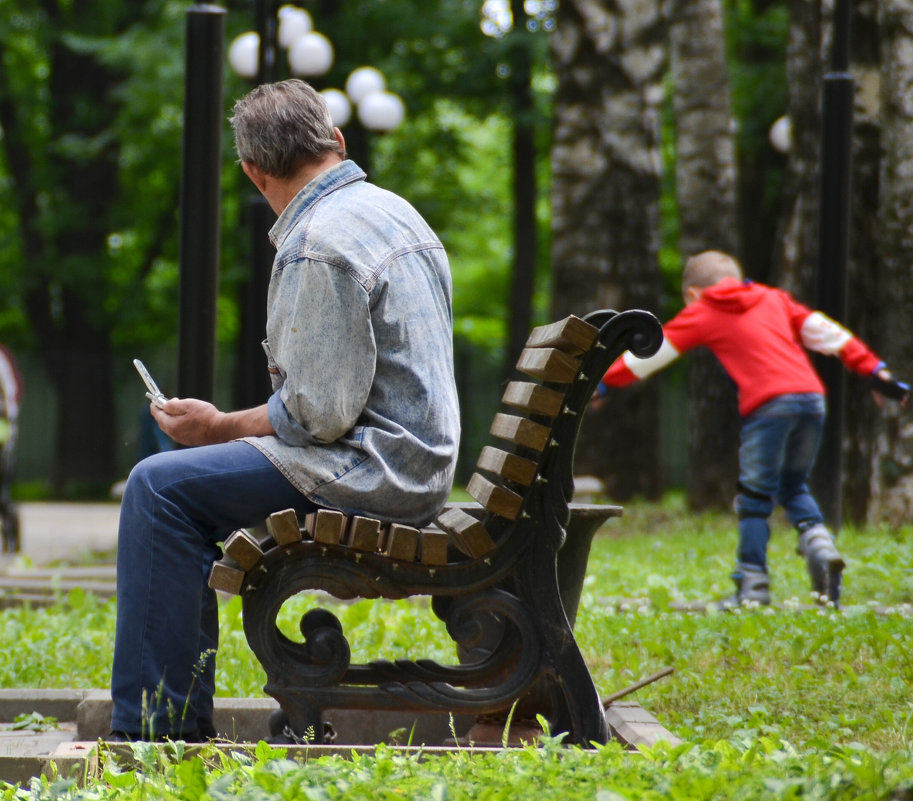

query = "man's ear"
[241,161,269,194]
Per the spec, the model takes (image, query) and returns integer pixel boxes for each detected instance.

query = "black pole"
[235,0,279,409]
[235,196,276,408]
[256,0,279,83]
[178,4,226,402]
[812,0,853,532]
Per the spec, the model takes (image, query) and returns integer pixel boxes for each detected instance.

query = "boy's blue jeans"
[110,441,316,738]
[735,393,827,571]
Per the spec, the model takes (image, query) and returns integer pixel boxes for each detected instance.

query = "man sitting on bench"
[109,79,460,742]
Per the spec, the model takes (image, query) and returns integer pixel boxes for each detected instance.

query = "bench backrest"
[432,314,601,558]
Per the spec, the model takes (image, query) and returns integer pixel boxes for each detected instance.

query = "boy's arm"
[595,337,681,397]
[799,311,909,402]
[799,311,881,373]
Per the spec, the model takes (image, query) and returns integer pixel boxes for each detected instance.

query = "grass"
[1,495,913,798]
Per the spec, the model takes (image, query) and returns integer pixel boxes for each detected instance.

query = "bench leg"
[267,694,326,744]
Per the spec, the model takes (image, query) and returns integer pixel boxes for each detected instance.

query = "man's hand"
[150,398,226,447]
[150,398,274,446]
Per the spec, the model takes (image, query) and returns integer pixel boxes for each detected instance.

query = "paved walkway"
[6,502,121,566]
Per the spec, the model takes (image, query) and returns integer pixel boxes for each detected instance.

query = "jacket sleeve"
[799,310,882,376]
[599,335,681,392]
[266,260,376,446]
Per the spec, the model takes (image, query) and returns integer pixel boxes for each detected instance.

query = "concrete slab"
[3,503,120,567]
[0,689,87,723]
[0,722,81,785]
[604,702,681,748]
[76,689,475,746]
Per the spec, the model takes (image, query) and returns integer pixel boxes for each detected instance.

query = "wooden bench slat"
[515,347,581,383]
[466,473,524,520]
[346,516,383,552]
[525,315,598,355]
[477,445,538,486]
[208,558,245,595]
[490,413,550,451]
[266,508,303,546]
[435,507,495,558]
[501,381,565,418]
[381,523,420,561]
[419,529,448,566]
[223,529,265,571]
[308,509,347,545]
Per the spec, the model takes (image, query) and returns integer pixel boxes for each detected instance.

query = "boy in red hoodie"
[595,250,908,606]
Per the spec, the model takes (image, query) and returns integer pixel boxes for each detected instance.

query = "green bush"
[2,496,912,797]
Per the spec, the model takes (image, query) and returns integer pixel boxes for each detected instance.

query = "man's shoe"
[104,727,213,743]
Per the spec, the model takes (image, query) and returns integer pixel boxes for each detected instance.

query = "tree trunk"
[550,0,666,500]
[866,0,913,525]
[669,0,741,509]
[503,0,538,379]
[770,0,822,296]
[0,5,126,493]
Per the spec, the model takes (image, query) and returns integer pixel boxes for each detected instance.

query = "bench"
[208,307,662,746]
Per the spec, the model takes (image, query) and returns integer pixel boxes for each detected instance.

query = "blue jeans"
[110,441,316,737]
[735,393,826,571]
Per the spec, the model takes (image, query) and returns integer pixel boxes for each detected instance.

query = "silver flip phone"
[133,359,168,409]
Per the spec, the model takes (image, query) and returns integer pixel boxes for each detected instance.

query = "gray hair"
[229,79,343,178]
[682,250,743,292]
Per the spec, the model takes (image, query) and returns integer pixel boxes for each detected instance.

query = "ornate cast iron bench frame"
[209,308,662,746]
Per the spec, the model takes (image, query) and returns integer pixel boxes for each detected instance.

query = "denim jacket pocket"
[261,339,285,392]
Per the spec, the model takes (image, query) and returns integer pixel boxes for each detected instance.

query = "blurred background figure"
[0,345,23,552]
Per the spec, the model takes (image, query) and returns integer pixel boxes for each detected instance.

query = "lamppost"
[813,0,854,532]
[226,4,405,408]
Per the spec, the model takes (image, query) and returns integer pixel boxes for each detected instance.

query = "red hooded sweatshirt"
[600,278,882,417]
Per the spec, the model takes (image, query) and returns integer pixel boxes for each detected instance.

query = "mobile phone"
[133,359,169,409]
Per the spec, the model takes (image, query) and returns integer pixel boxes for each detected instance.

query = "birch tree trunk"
[866,0,913,524]
[550,0,666,500]
[669,0,741,509]
[771,0,823,297]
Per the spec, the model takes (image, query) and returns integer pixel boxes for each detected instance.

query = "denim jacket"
[243,160,460,526]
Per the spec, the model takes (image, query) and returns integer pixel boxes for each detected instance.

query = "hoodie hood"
[700,277,767,313]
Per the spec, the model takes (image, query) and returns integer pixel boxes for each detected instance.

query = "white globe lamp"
[277,6,313,48]
[769,115,792,154]
[345,67,386,105]
[227,32,260,79]
[358,91,406,132]
[321,89,352,128]
[288,31,334,77]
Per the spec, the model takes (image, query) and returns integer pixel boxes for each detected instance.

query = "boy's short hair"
[682,250,743,292]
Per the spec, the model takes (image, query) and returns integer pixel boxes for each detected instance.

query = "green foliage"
[1,498,912,754]
[725,0,790,147]
[3,733,913,799]
[10,711,58,732]
[2,498,913,795]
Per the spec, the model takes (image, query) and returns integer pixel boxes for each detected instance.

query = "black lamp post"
[177,4,226,403]
[812,0,854,532]
[226,7,404,409]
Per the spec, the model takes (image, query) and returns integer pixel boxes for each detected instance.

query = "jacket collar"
[269,160,367,249]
